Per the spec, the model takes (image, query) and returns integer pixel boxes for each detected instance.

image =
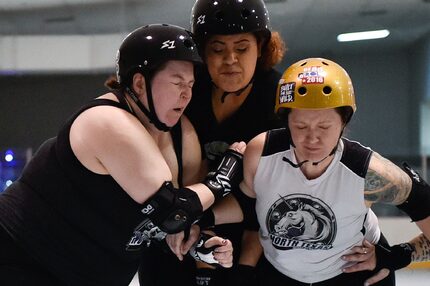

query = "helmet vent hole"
[241,9,251,19]
[215,11,224,21]
[323,86,332,94]
[300,62,307,66]
[322,61,329,66]
[298,87,307,95]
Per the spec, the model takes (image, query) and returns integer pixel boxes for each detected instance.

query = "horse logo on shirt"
[266,194,336,250]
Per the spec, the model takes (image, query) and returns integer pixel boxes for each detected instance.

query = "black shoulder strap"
[340,138,373,178]
[262,128,291,157]
[170,120,184,187]
[111,89,134,113]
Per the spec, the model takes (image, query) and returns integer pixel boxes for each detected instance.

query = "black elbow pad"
[141,182,203,233]
[397,163,430,221]
[232,189,259,231]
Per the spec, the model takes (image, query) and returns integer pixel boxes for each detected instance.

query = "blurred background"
[0,0,429,282]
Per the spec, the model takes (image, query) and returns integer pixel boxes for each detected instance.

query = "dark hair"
[256,31,286,71]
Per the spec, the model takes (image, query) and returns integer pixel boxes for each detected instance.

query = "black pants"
[138,241,197,286]
[258,256,394,286]
[0,227,63,286]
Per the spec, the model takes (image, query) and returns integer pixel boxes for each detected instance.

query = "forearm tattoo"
[411,234,430,262]
[364,153,411,205]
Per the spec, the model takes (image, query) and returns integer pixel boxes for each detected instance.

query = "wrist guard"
[397,163,430,221]
[189,233,220,267]
[375,242,414,271]
[203,149,243,201]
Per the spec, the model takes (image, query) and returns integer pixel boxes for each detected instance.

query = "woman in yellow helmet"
[169,58,430,285]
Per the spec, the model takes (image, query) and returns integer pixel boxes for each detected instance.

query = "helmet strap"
[213,75,255,103]
[125,72,170,132]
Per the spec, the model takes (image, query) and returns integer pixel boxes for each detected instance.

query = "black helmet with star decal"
[116,23,202,87]
[190,0,271,47]
[115,24,202,131]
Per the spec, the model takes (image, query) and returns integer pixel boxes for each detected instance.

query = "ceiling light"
[337,29,390,42]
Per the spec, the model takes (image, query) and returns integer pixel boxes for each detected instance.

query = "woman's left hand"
[342,239,390,285]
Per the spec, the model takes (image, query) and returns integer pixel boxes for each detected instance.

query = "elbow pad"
[141,182,203,233]
[203,149,243,201]
[232,189,259,231]
[397,163,430,221]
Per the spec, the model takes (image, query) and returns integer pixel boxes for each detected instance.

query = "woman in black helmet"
[186,0,287,285]
[139,1,286,286]
[0,24,236,286]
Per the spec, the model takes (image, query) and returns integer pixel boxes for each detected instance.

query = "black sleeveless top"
[0,95,184,285]
[186,66,282,159]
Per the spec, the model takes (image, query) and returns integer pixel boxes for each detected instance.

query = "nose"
[223,51,238,65]
[180,86,192,100]
[305,129,320,144]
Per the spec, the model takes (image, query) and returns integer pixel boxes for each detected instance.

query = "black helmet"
[116,23,202,86]
[191,0,271,44]
[115,24,202,132]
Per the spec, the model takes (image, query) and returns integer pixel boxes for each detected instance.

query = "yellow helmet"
[275,58,356,115]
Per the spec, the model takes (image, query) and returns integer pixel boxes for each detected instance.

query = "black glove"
[229,264,257,286]
[375,242,414,271]
[204,149,243,201]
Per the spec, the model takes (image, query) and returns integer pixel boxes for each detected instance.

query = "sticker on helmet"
[298,66,325,84]
[161,40,176,50]
[197,15,206,25]
[279,82,295,104]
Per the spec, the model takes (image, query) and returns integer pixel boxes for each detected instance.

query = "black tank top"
[0,96,183,285]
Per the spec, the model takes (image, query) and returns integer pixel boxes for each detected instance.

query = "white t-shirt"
[254,129,380,283]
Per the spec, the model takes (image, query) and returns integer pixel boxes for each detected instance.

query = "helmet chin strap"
[125,74,170,132]
[282,146,337,168]
[282,129,345,169]
[214,76,254,103]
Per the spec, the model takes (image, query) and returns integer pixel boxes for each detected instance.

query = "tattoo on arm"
[364,153,411,205]
[411,234,430,262]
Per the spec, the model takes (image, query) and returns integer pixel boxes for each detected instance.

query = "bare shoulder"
[246,132,267,157]
[364,151,412,205]
[241,132,267,198]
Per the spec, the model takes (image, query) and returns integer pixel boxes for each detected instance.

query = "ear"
[132,73,147,95]
[257,40,264,58]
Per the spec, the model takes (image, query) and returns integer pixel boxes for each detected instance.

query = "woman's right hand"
[166,224,201,261]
